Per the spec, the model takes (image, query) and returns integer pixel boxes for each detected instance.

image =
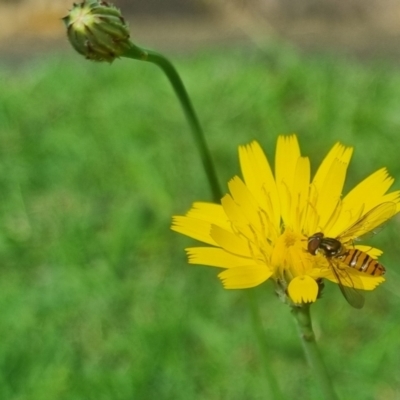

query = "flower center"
[271,228,311,278]
[283,229,298,248]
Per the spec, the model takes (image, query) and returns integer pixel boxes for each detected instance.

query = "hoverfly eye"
[307,237,320,255]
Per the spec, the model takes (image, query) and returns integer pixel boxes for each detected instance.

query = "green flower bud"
[63,1,132,62]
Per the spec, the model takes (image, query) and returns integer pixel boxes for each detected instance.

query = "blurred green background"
[0,1,400,400]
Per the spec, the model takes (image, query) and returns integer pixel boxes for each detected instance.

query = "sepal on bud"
[63,1,131,62]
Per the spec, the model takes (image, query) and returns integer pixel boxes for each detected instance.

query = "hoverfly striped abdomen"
[336,249,385,276]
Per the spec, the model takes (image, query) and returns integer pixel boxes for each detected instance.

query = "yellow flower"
[171,135,400,307]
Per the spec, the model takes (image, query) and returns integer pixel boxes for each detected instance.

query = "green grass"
[0,43,399,399]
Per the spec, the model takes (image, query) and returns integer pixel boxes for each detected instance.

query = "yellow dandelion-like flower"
[171,135,400,308]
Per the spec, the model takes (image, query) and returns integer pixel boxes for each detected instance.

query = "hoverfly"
[307,202,397,308]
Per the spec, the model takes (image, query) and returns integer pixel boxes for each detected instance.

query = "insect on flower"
[307,202,397,308]
[171,136,400,308]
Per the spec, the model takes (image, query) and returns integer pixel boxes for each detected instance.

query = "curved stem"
[247,291,286,400]
[123,44,222,202]
[123,43,282,398]
[292,304,339,400]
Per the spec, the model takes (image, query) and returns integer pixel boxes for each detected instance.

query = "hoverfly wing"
[328,259,365,309]
[338,202,397,244]
[336,276,365,309]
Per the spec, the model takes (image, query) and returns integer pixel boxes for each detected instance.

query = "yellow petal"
[341,168,395,215]
[210,225,252,257]
[381,191,400,205]
[331,202,397,242]
[287,276,319,303]
[302,189,321,237]
[291,156,310,232]
[312,142,352,191]
[218,265,272,288]
[321,199,343,237]
[220,194,249,229]
[186,202,231,231]
[275,135,301,226]
[228,176,262,232]
[312,143,353,231]
[358,275,385,290]
[221,194,270,248]
[171,216,217,246]
[330,169,400,237]
[239,141,280,231]
[186,247,253,268]
[171,202,233,246]
[354,245,383,259]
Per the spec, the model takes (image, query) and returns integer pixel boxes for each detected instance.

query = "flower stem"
[291,304,339,400]
[123,44,222,203]
[247,291,285,400]
[123,43,282,398]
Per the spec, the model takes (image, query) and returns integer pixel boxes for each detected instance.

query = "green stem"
[292,304,339,400]
[123,43,283,398]
[123,44,222,203]
[247,291,286,400]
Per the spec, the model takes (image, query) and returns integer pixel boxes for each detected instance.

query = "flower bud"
[63,1,131,62]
